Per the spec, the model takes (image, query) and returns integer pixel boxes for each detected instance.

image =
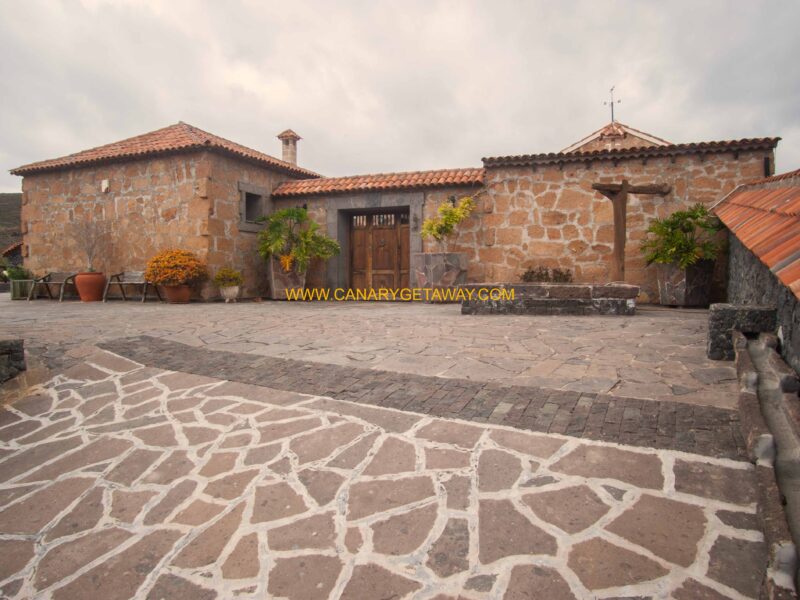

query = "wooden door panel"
[349,209,409,296]
[372,273,395,289]
[399,224,410,271]
[372,228,397,271]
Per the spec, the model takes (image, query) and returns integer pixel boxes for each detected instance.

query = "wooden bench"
[103,271,163,302]
[27,272,76,302]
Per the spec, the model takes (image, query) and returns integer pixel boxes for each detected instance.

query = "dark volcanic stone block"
[460,283,638,316]
[707,304,776,361]
[0,339,25,383]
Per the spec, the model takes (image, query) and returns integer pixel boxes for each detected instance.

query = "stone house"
[10,121,779,300]
[10,123,317,297]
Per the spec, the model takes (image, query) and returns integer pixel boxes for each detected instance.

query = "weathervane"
[604,86,621,122]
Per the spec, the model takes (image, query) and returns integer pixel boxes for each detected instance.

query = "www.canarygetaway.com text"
[284,287,515,302]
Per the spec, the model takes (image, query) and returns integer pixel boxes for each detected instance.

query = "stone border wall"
[460,283,638,316]
[728,235,800,376]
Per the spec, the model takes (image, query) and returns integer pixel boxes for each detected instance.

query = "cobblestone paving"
[101,336,745,460]
[0,350,766,599]
[0,297,737,409]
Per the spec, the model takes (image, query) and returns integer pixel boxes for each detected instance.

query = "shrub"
[640,204,723,269]
[213,268,244,287]
[521,266,573,283]
[421,196,476,250]
[257,208,340,274]
[4,265,32,281]
[145,249,208,286]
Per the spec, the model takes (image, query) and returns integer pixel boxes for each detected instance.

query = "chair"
[27,272,76,302]
[103,271,163,302]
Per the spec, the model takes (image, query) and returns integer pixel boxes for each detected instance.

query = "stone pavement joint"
[100,335,745,460]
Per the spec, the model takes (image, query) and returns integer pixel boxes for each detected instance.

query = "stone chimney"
[277,129,301,165]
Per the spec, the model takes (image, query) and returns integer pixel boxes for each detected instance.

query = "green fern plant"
[257,207,340,274]
[640,204,723,269]
[421,196,476,251]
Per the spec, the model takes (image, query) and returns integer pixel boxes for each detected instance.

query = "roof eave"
[272,179,484,199]
[10,145,320,179]
[482,138,781,169]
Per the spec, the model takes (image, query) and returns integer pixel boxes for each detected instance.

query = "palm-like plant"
[640,204,723,269]
[257,208,340,274]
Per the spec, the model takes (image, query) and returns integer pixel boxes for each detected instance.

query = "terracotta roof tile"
[1,240,21,256]
[272,168,484,197]
[560,121,672,153]
[10,122,319,178]
[483,137,780,168]
[714,169,800,300]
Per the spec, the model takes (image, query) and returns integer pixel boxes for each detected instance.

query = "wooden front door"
[349,210,410,290]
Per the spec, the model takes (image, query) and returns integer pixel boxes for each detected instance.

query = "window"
[244,192,263,223]
[238,182,270,233]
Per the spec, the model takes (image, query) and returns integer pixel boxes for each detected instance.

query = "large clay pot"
[75,272,107,302]
[655,260,715,307]
[268,258,306,300]
[163,284,192,304]
[220,285,240,303]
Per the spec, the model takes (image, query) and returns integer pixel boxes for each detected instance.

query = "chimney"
[277,129,301,165]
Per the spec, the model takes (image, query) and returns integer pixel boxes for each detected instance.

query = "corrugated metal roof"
[715,171,800,299]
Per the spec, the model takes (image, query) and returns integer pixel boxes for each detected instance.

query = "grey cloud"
[0,0,797,192]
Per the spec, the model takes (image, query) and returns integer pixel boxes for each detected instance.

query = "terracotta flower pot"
[163,284,192,304]
[74,272,107,302]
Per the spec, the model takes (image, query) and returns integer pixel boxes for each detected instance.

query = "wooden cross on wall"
[591,180,671,282]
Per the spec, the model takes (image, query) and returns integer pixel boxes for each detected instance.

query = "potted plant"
[70,220,110,302]
[5,265,33,300]
[257,207,340,300]
[214,268,244,303]
[414,196,475,289]
[640,203,723,306]
[145,249,208,304]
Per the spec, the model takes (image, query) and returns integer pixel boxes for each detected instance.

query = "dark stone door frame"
[325,192,424,289]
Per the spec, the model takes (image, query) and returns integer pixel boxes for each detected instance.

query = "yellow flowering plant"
[145,249,208,286]
[212,267,244,288]
[421,196,476,251]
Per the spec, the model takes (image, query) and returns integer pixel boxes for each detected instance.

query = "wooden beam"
[610,180,629,282]
[592,182,671,196]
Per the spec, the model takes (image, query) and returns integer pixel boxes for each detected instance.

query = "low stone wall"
[0,340,25,384]
[460,283,639,316]
[728,235,800,375]
[707,304,777,360]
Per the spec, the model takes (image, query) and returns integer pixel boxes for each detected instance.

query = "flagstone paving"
[0,349,765,599]
[100,335,745,459]
[1,297,736,408]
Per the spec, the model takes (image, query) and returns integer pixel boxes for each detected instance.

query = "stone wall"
[20,151,306,299]
[477,150,769,301]
[205,154,296,297]
[279,186,481,290]
[20,153,210,275]
[728,235,800,375]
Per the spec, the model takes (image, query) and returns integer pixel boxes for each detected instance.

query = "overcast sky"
[0,0,798,192]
